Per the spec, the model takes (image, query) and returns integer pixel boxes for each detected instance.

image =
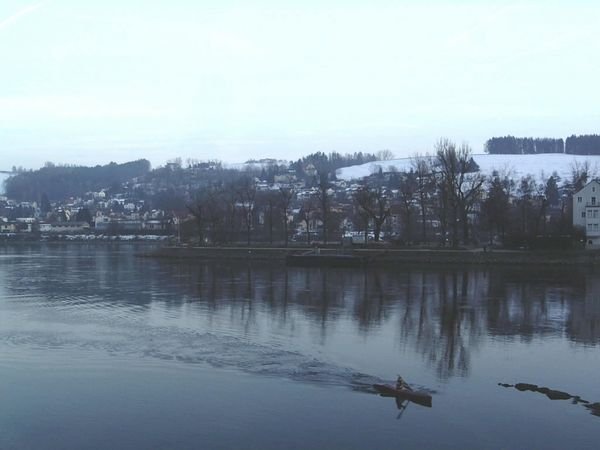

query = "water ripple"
[0,327,387,393]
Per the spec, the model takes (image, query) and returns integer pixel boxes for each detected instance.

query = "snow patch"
[336,153,600,182]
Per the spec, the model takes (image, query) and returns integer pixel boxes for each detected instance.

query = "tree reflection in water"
[160,262,597,379]
[212,265,600,379]
[5,246,599,382]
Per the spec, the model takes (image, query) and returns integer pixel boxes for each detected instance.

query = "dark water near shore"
[1,244,599,449]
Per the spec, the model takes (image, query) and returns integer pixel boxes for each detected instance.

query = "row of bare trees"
[186,139,594,248]
[403,140,591,247]
[480,161,591,245]
[187,175,297,246]
[351,139,484,247]
[351,138,588,248]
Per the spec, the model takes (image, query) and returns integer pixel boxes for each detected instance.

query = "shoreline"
[142,245,600,267]
[3,241,597,267]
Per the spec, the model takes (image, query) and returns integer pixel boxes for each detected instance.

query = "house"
[304,163,317,177]
[119,220,144,232]
[274,173,297,184]
[15,218,36,233]
[49,222,90,234]
[573,180,600,248]
[94,214,111,231]
[0,221,17,233]
[144,219,170,233]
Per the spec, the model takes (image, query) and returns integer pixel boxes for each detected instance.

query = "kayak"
[373,383,433,408]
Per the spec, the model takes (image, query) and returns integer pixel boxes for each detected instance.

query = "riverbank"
[0,234,171,242]
[142,245,600,267]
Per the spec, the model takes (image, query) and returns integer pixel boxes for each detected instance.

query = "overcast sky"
[1,0,599,170]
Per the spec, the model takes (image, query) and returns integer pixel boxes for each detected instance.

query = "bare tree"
[299,195,317,245]
[186,202,206,245]
[434,139,485,246]
[533,175,551,236]
[482,173,512,244]
[517,175,535,236]
[569,160,592,193]
[188,186,227,245]
[220,181,239,244]
[411,154,435,243]
[398,171,418,243]
[376,149,395,161]
[353,184,391,242]
[236,176,257,246]
[315,171,331,244]
[279,186,296,246]
[257,190,279,245]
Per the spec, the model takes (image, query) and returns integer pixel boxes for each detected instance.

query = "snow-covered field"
[336,153,600,182]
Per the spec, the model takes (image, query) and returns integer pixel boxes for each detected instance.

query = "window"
[595,211,599,219]
[595,224,599,231]
[594,187,596,193]
[578,196,583,203]
[589,210,593,216]
[588,223,593,230]
[583,212,587,218]
[593,197,597,205]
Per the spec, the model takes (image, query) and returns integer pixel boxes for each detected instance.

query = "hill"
[4,160,151,202]
[0,173,9,195]
[335,153,600,182]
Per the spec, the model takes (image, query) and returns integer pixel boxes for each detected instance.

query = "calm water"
[0,244,599,449]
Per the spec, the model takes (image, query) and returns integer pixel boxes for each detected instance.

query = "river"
[0,244,598,449]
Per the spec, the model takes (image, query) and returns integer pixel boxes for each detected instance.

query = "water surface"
[0,244,599,449]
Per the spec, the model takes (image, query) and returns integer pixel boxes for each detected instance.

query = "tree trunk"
[452,205,460,248]
[283,211,289,247]
[461,209,469,244]
[268,203,273,245]
[305,219,311,245]
[374,222,381,242]
[420,199,427,242]
[404,209,412,244]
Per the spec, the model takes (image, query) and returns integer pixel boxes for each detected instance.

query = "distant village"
[1,137,599,249]
[0,189,173,242]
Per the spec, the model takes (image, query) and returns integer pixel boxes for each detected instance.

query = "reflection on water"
[147,262,598,382]
[499,382,600,418]
[1,244,600,449]
[1,244,598,384]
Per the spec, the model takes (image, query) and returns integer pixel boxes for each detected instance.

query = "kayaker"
[396,376,412,391]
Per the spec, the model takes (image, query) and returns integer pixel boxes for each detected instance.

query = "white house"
[49,222,90,234]
[573,180,600,248]
[0,222,17,233]
[39,222,52,233]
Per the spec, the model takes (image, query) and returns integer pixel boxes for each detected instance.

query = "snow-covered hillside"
[336,153,600,182]
[0,173,9,194]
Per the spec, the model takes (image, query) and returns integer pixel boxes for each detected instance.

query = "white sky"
[1,0,599,169]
